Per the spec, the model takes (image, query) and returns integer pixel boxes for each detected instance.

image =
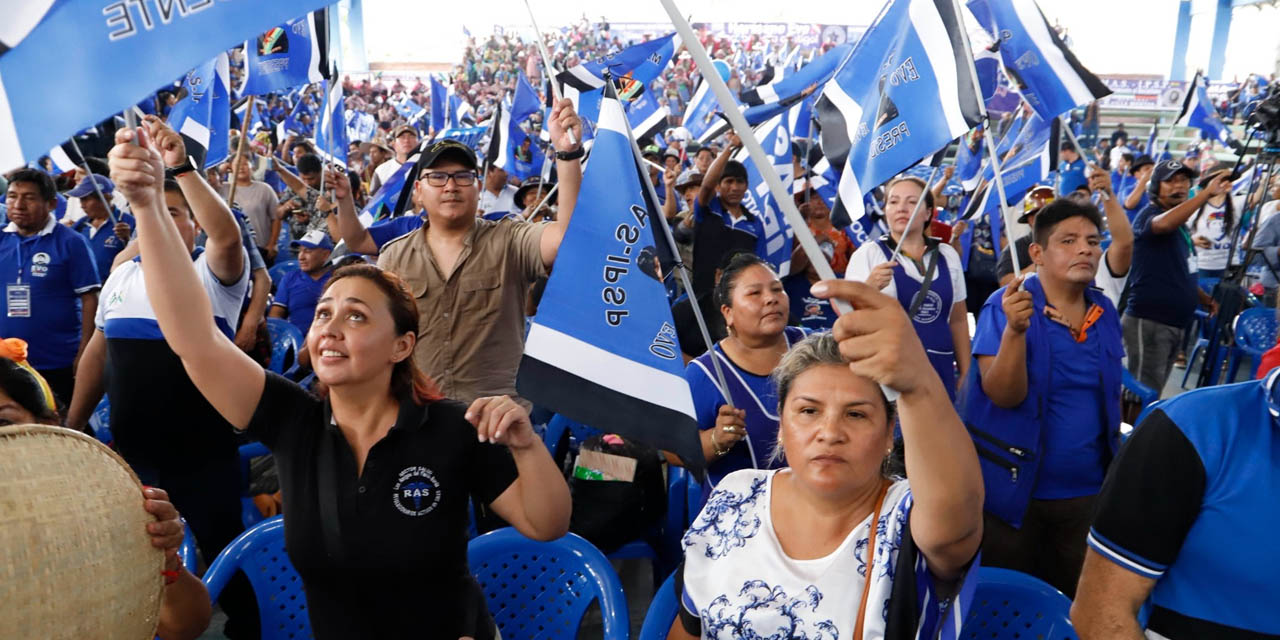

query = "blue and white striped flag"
[626,89,669,142]
[1177,72,1233,146]
[732,113,795,275]
[0,0,332,170]
[517,82,703,473]
[315,78,348,166]
[239,12,329,97]
[967,0,1110,120]
[816,0,984,228]
[168,53,232,170]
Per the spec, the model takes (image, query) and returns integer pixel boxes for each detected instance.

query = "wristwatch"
[165,155,198,179]
[555,146,585,162]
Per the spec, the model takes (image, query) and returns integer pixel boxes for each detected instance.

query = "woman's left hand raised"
[466,396,537,451]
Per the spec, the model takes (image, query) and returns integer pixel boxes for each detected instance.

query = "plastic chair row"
[204,517,631,640]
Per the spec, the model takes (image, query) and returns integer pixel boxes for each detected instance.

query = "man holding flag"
[373,99,583,407]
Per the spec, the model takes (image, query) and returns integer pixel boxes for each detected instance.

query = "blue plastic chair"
[468,528,630,640]
[686,473,704,528]
[1121,368,1159,411]
[265,317,306,378]
[962,567,1079,640]
[638,571,679,640]
[238,441,271,528]
[1227,307,1278,382]
[178,517,198,572]
[267,260,300,291]
[203,516,313,640]
[1182,308,1228,388]
[88,396,112,445]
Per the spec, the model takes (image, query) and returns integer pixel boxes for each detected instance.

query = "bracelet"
[161,569,180,585]
[710,431,730,457]
[555,146,585,162]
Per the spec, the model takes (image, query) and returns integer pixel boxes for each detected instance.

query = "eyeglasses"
[421,171,477,187]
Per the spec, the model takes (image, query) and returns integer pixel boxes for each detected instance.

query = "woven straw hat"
[0,425,162,639]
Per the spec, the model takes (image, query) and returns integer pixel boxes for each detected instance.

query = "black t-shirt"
[247,372,518,639]
[672,291,727,359]
[691,196,761,299]
[995,235,1033,283]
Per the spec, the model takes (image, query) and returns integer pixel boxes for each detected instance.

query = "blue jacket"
[959,275,1124,527]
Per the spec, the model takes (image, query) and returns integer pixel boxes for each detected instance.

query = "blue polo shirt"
[972,294,1112,500]
[0,216,101,370]
[1125,202,1198,328]
[73,212,135,283]
[368,213,425,250]
[691,195,765,297]
[1121,185,1150,221]
[272,268,331,335]
[1088,372,1280,638]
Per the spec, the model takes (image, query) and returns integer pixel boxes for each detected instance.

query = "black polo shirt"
[247,372,518,639]
[691,195,763,298]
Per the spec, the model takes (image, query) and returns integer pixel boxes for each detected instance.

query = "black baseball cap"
[418,139,477,171]
[1129,154,1154,175]
[1151,159,1196,184]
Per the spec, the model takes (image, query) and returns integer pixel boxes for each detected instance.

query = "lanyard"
[13,234,40,284]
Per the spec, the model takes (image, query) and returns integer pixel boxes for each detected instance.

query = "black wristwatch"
[554,146,585,162]
[165,156,198,179]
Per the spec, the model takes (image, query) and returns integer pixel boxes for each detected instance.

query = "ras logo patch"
[392,466,441,517]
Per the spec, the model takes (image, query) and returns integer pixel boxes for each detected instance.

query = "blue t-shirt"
[684,326,807,489]
[1125,202,1198,328]
[782,274,837,331]
[368,214,426,250]
[1057,158,1087,195]
[272,268,331,336]
[74,212,135,283]
[1121,185,1150,222]
[0,217,101,369]
[971,296,1110,500]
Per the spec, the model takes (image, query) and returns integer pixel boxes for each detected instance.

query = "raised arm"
[698,132,739,209]
[538,98,584,268]
[327,170,378,255]
[815,279,983,579]
[469,396,571,541]
[1123,166,1150,211]
[1149,174,1230,235]
[272,159,312,199]
[1090,168,1133,276]
[108,126,265,430]
[144,116,245,284]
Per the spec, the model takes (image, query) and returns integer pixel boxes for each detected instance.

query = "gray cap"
[675,169,703,189]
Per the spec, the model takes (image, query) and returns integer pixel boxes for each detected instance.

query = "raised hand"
[1001,275,1034,334]
[812,279,936,395]
[466,396,537,450]
[547,98,582,154]
[108,127,165,210]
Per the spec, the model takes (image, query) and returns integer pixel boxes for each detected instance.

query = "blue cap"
[67,174,114,198]
[290,230,333,251]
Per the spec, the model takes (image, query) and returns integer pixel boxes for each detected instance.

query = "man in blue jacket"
[962,199,1124,597]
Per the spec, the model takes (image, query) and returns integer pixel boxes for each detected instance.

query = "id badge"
[6,284,31,318]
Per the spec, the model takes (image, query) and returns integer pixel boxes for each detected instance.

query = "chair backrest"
[468,528,629,640]
[638,571,679,640]
[1234,307,1279,350]
[203,516,313,640]
[1121,368,1158,409]
[178,518,197,573]
[962,567,1078,640]
[268,260,300,288]
[88,396,112,445]
[265,318,306,376]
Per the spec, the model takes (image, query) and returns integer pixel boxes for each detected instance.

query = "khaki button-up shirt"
[377,218,547,404]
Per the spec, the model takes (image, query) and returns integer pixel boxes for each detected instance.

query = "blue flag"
[0,0,333,169]
[276,98,308,140]
[167,53,231,170]
[816,0,984,228]
[627,89,669,142]
[740,43,852,108]
[1176,72,1233,145]
[239,12,328,97]
[360,160,414,223]
[732,113,795,275]
[955,125,986,192]
[505,73,544,180]
[561,33,681,125]
[967,0,1110,120]
[517,84,702,473]
[430,76,447,133]
[315,78,348,166]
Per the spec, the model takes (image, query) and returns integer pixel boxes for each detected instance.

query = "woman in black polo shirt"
[108,126,571,638]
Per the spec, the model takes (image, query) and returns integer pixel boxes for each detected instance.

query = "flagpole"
[658,0,848,314]
[888,165,940,263]
[67,138,119,226]
[227,96,256,207]
[521,183,559,221]
[612,79,736,412]
[521,0,578,145]
[982,116,1024,276]
[1060,116,1109,202]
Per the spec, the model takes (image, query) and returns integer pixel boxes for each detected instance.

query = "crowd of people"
[2,15,1280,640]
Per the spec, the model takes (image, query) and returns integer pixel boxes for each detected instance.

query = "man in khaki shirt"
[331,99,583,404]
